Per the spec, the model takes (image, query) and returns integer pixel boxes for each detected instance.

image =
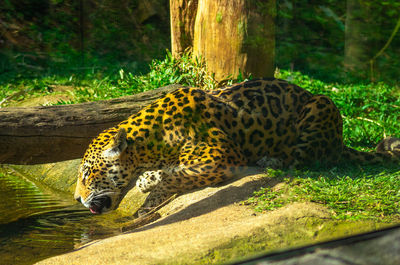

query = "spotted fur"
[74,78,400,215]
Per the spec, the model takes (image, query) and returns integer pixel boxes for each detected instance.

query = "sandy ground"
[36,174,332,265]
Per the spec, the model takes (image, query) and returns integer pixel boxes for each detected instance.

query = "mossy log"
[0,84,181,165]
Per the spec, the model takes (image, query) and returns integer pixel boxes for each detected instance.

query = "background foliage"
[1,0,400,84]
[1,0,169,81]
[276,0,400,82]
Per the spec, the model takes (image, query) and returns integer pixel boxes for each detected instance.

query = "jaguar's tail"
[342,137,400,164]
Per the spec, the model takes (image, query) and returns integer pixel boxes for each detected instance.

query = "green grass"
[56,50,221,104]
[0,50,251,107]
[0,51,220,106]
[245,165,400,222]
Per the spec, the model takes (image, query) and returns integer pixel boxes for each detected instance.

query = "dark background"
[1,0,399,83]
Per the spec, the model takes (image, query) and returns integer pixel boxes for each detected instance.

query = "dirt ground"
[35,173,341,265]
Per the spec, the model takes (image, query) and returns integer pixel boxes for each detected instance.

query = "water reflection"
[0,171,123,265]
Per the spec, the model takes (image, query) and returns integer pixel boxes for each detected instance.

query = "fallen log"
[0,84,181,165]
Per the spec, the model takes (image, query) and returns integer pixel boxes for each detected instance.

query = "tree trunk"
[0,85,180,165]
[170,0,199,57]
[194,0,275,81]
[344,0,370,78]
[170,0,276,81]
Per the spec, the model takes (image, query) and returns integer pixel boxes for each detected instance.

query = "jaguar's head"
[74,127,135,214]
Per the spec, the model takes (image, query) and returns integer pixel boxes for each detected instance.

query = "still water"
[0,170,126,265]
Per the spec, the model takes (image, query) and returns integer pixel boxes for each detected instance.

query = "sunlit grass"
[245,166,400,221]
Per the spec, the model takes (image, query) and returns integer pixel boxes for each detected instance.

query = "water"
[0,170,126,265]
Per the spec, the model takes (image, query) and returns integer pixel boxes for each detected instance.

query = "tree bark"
[170,0,198,57]
[344,0,370,77]
[193,0,276,81]
[170,0,276,81]
[0,84,180,165]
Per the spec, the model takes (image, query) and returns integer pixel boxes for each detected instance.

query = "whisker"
[95,190,116,197]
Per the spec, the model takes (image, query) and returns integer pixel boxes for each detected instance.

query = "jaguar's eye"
[81,168,90,184]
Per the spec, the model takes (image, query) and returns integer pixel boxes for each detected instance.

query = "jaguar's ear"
[103,128,128,158]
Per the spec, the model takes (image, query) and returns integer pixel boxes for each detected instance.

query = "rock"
[251,226,400,265]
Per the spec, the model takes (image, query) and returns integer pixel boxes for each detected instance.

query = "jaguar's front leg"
[136,170,165,193]
[134,182,178,217]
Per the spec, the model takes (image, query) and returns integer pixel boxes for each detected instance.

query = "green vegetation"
[54,51,219,104]
[3,1,400,85]
[245,166,400,222]
[0,0,170,77]
[276,0,400,83]
[0,50,252,107]
[0,51,218,106]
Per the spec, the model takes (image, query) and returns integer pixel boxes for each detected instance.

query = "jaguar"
[74,78,400,216]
